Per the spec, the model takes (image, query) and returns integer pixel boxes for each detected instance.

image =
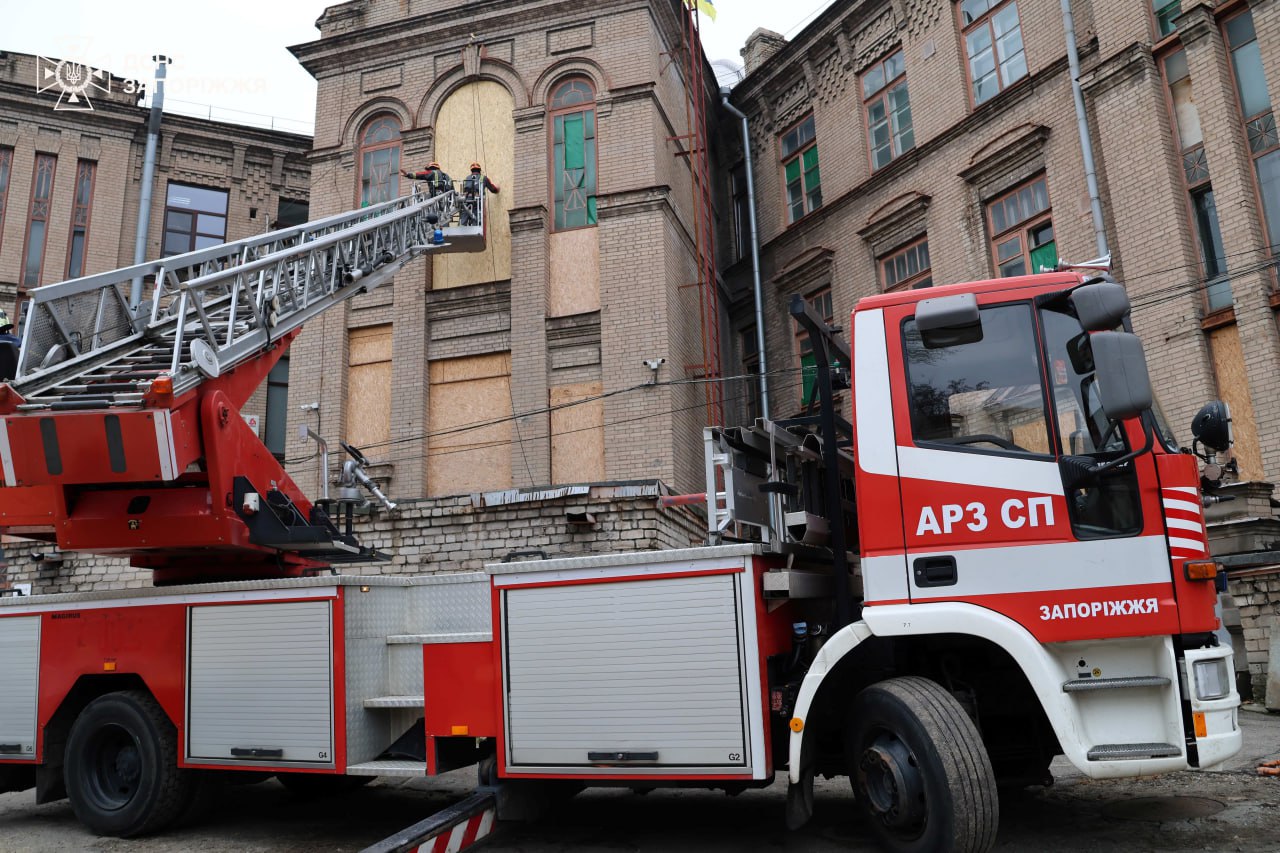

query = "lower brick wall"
[1226,567,1280,706]
[0,481,706,595]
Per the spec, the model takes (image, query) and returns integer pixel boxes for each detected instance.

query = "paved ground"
[1,708,1278,852]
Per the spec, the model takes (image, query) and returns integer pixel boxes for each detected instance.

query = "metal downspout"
[720,88,770,420]
[130,55,170,312]
[1061,0,1110,258]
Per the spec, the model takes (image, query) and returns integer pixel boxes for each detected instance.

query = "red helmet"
[428,161,441,170]
[469,162,482,172]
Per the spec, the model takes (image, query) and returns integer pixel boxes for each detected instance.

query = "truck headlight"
[1193,658,1230,701]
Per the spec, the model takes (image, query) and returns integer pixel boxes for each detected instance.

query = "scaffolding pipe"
[720,90,770,420]
[1061,0,1110,258]
[130,55,170,312]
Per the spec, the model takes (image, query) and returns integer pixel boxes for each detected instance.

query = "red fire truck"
[0,184,1241,853]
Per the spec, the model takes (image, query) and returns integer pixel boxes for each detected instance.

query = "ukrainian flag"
[686,0,716,20]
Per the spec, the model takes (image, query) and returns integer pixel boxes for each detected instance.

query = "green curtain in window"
[800,351,817,407]
[554,108,598,229]
[1029,240,1058,274]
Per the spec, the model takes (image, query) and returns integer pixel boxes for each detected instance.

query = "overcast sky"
[4,1,833,134]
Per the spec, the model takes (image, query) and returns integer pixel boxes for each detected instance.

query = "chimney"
[741,28,788,76]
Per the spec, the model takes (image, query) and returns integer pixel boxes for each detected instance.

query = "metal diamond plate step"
[1087,742,1181,761]
[1063,676,1171,693]
[346,760,427,777]
[363,695,425,709]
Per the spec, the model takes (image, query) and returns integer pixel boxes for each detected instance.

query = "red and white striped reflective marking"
[1162,486,1208,559]
[409,806,496,853]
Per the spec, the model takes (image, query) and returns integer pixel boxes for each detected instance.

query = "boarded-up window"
[1207,325,1262,480]
[428,353,513,496]
[433,80,514,289]
[346,325,392,450]
[550,381,605,483]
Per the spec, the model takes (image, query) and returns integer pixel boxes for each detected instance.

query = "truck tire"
[64,690,194,837]
[846,676,998,853]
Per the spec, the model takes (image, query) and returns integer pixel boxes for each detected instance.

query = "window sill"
[1200,306,1236,331]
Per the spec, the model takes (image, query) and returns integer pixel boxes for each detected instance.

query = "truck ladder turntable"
[0,187,485,581]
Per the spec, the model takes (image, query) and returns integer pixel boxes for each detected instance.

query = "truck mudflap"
[360,790,497,853]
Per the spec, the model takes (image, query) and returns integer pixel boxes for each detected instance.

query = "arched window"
[358,114,401,207]
[549,78,597,230]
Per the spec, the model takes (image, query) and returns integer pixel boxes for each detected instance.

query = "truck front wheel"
[846,677,998,853]
[64,690,193,837]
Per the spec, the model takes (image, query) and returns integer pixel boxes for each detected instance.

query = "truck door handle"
[913,556,957,588]
[230,747,284,759]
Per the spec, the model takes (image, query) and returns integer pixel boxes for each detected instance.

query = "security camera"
[643,358,666,371]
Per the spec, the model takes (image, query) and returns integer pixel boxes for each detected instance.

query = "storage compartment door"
[188,601,334,765]
[504,573,748,770]
[0,617,40,760]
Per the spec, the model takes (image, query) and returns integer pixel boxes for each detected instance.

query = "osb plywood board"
[1208,324,1262,480]
[428,352,511,385]
[550,381,605,483]
[433,80,514,290]
[347,361,392,448]
[548,228,601,317]
[349,324,392,366]
[428,353,513,496]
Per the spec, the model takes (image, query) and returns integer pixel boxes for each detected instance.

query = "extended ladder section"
[10,186,483,410]
[0,186,487,582]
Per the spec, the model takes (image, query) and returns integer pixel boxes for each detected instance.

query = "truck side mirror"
[1091,331,1152,420]
[1071,282,1130,331]
[915,292,981,348]
[1191,400,1232,453]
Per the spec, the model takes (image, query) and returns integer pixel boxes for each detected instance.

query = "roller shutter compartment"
[0,617,40,760]
[187,601,334,765]
[504,573,748,771]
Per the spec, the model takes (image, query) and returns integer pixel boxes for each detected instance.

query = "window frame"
[162,181,229,257]
[356,113,402,209]
[1221,7,1280,289]
[958,0,1029,108]
[548,76,599,233]
[1151,0,1182,43]
[730,161,750,261]
[265,354,290,460]
[0,147,12,255]
[986,174,1054,278]
[900,300,1056,461]
[20,153,57,292]
[862,47,914,171]
[795,287,834,408]
[880,237,933,292]
[779,113,822,225]
[1159,47,1232,313]
[64,159,97,280]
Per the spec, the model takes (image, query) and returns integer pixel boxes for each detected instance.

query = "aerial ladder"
[0,184,485,583]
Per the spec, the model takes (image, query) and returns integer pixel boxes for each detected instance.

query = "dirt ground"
[0,708,1277,852]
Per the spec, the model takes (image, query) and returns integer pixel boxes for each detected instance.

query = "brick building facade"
[284,0,721,502]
